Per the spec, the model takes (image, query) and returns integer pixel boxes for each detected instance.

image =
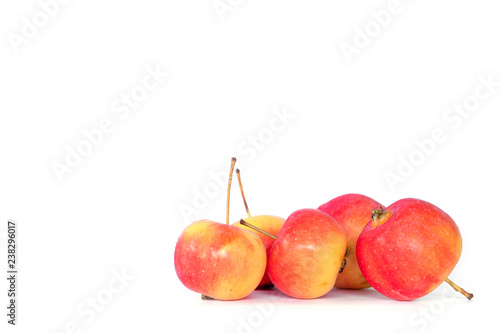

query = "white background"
[1,1,499,332]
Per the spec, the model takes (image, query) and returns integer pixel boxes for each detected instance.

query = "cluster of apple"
[174,158,473,301]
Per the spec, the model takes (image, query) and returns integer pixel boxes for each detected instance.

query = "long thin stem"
[226,157,237,225]
[445,278,474,300]
[236,169,251,218]
[239,219,277,240]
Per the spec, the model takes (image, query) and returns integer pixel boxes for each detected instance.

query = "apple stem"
[239,219,277,240]
[445,278,474,300]
[226,157,237,225]
[236,169,252,218]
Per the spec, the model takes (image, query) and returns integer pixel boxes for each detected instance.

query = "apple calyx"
[201,294,215,300]
[258,283,274,290]
[339,248,348,274]
[338,258,346,274]
[239,219,277,240]
[371,207,392,228]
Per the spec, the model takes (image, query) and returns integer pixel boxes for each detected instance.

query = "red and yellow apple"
[356,198,465,301]
[318,193,384,289]
[233,215,285,287]
[174,219,267,300]
[231,168,285,288]
[267,208,347,299]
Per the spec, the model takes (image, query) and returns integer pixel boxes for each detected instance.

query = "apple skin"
[318,193,384,289]
[267,209,347,299]
[356,198,462,301]
[233,215,285,287]
[174,220,267,300]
